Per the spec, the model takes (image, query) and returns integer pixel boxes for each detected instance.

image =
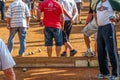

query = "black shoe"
[61,52,67,57]
[70,49,77,56]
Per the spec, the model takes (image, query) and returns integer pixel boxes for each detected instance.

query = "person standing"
[30,0,36,18]
[0,39,16,80]
[81,0,98,57]
[74,0,83,24]
[0,0,6,20]
[37,0,43,20]
[58,0,78,57]
[37,0,64,57]
[22,0,31,10]
[94,0,120,79]
[6,0,31,57]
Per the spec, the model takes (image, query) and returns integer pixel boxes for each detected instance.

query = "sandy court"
[0,1,120,79]
[0,24,119,80]
[0,67,110,80]
[0,24,120,57]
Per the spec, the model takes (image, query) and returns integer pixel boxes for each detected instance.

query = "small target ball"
[28,52,31,55]
[31,52,34,54]
[22,67,27,72]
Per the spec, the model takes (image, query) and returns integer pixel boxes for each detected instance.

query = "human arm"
[109,11,120,23]
[63,9,72,20]
[3,68,16,80]
[37,10,44,26]
[26,17,30,28]
[93,12,98,26]
[37,2,44,26]
[60,13,64,30]
[6,5,12,29]
[0,39,16,80]
[85,0,95,25]
[85,13,93,25]
[71,7,78,24]
[25,4,31,28]
[58,0,72,20]
[6,17,11,29]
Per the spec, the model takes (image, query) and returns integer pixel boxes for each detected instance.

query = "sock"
[87,48,92,53]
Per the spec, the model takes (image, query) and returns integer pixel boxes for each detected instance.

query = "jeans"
[8,27,27,55]
[44,27,63,46]
[0,1,5,20]
[97,23,119,76]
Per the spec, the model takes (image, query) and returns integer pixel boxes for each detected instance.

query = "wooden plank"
[13,57,98,67]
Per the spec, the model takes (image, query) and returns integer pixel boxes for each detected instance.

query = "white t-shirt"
[74,0,82,3]
[6,0,31,28]
[59,0,78,20]
[0,39,15,70]
[96,0,114,26]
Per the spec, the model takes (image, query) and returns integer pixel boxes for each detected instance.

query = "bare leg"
[94,42,97,56]
[64,42,73,51]
[47,46,52,57]
[84,35,90,49]
[33,8,36,17]
[56,46,61,57]
[61,42,77,56]
[31,9,34,18]
[94,33,98,56]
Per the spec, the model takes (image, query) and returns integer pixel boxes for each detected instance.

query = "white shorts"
[81,18,98,37]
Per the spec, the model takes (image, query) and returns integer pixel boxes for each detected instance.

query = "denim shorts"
[44,27,63,46]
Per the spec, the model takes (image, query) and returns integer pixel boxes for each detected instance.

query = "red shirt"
[39,0,63,29]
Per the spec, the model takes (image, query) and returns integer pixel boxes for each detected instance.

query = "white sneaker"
[82,51,95,57]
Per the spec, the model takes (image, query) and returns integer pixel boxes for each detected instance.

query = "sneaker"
[108,76,119,80]
[82,51,95,57]
[70,49,77,56]
[61,52,67,57]
[82,52,88,57]
[19,53,24,57]
[16,54,24,57]
[96,74,111,79]
[31,16,36,19]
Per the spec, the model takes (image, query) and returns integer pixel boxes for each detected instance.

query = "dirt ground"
[0,23,120,80]
[0,0,120,80]
[0,23,120,57]
[0,67,110,80]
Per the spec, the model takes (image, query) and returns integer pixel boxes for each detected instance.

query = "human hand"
[109,16,118,22]
[27,25,30,29]
[39,20,44,27]
[71,18,75,24]
[7,24,11,30]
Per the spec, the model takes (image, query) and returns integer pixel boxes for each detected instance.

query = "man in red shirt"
[37,0,64,57]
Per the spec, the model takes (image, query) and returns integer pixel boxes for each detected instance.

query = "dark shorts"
[31,3,35,9]
[76,2,82,13]
[44,27,63,46]
[63,21,72,43]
